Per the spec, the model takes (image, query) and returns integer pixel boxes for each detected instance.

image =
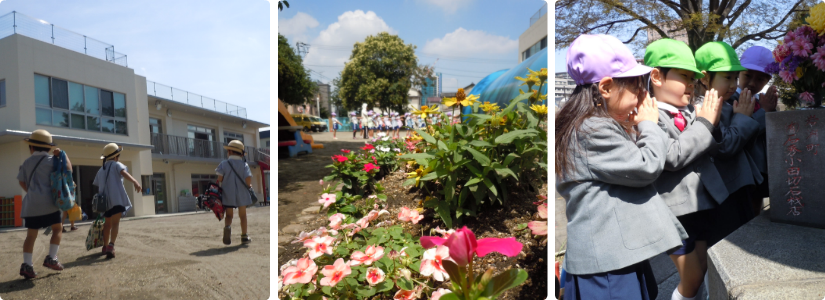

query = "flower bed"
[278,69,549,300]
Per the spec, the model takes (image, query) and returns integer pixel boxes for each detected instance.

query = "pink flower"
[801,91,816,105]
[365,267,386,286]
[303,236,335,259]
[292,231,315,244]
[537,204,547,219]
[356,216,370,229]
[814,46,825,71]
[347,225,364,237]
[328,213,346,230]
[361,144,375,151]
[318,193,336,208]
[394,289,418,300]
[431,288,452,300]
[332,155,348,163]
[398,207,424,224]
[528,220,548,235]
[433,226,455,239]
[315,227,338,237]
[319,258,351,287]
[420,226,523,267]
[773,44,790,63]
[341,149,351,154]
[371,156,377,164]
[420,245,451,281]
[319,179,324,185]
[349,245,385,266]
[282,257,318,285]
[363,163,380,172]
[791,39,814,57]
[779,70,795,84]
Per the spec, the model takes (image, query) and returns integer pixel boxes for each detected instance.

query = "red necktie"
[672,111,686,132]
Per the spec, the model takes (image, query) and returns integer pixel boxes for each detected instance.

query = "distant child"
[17,130,72,279]
[405,113,414,138]
[330,112,342,139]
[361,111,369,139]
[350,112,360,139]
[734,46,779,215]
[94,143,141,259]
[694,42,761,247]
[382,112,390,133]
[644,38,729,300]
[392,112,402,139]
[556,35,687,300]
[216,140,254,245]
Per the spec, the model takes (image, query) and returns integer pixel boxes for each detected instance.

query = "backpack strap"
[227,161,248,189]
[27,156,46,188]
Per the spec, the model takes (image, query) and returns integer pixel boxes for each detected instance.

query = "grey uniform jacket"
[711,101,763,193]
[653,107,729,216]
[730,91,769,176]
[557,117,688,275]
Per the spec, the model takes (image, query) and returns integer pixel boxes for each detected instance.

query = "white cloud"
[278,12,319,43]
[422,28,518,57]
[303,10,396,80]
[419,0,474,14]
[443,77,459,91]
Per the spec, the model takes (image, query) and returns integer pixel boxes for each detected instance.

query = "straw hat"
[101,143,123,160]
[224,140,245,154]
[24,129,56,148]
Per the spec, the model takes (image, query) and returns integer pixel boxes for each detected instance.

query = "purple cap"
[331,112,337,116]
[567,34,652,85]
[740,46,773,74]
[350,111,356,115]
[368,110,374,115]
[446,111,453,116]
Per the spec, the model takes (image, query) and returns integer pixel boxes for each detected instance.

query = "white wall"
[518,13,548,62]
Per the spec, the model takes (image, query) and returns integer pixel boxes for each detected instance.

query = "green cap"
[695,41,747,73]
[644,39,704,79]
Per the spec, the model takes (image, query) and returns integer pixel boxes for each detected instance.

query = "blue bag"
[50,150,76,211]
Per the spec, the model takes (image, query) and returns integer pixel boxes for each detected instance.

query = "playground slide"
[278,99,324,149]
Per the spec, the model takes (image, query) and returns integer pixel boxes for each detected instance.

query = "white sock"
[226,225,231,229]
[49,244,59,258]
[23,253,33,266]
[671,288,695,300]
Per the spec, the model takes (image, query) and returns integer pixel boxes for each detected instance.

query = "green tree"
[555,0,817,52]
[278,0,289,11]
[338,32,419,112]
[278,34,316,105]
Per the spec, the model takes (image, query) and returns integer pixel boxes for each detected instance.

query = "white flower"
[381,136,390,141]
[393,148,401,152]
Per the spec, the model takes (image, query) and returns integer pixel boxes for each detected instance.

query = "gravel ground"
[0,207,270,300]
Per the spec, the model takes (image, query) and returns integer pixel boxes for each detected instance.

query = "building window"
[34,74,127,135]
[224,131,244,145]
[191,174,218,197]
[266,140,270,147]
[149,118,162,134]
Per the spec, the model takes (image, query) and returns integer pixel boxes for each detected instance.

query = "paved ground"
[0,207,270,300]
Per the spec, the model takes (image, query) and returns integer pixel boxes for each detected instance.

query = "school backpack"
[50,150,76,211]
[201,182,225,221]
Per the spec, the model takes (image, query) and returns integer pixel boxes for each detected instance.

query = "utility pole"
[296,42,310,58]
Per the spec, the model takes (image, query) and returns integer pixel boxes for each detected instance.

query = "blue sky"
[278,0,548,93]
[0,0,270,124]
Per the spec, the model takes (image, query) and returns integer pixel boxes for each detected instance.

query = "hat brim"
[708,64,747,72]
[740,63,767,74]
[24,139,55,148]
[223,145,244,153]
[100,147,123,160]
[613,64,653,79]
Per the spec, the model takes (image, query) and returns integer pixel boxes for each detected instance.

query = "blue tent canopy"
[463,47,548,115]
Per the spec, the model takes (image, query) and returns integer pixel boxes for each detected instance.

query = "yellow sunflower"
[479,101,500,113]
[409,104,440,119]
[406,165,433,186]
[527,68,548,83]
[530,104,548,116]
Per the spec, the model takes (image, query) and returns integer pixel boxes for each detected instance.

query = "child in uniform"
[216,140,254,245]
[693,42,761,247]
[367,110,376,138]
[405,113,414,138]
[17,130,72,279]
[644,39,729,300]
[382,112,391,134]
[556,34,687,300]
[94,143,142,259]
[331,112,342,139]
[392,112,401,139]
[350,112,360,139]
[733,46,779,215]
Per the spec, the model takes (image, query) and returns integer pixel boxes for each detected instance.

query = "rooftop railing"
[0,11,128,67]
[529,3,548,27]
[146,80,248,119]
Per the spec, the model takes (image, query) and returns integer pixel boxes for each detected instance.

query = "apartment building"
[0,12,268,222]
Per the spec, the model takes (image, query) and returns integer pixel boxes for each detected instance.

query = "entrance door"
[79,166,102,219]
[152,173,168,213]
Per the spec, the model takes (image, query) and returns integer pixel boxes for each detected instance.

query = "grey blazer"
[745,108,768,175]
[709,101,762,193]
[653,107,729,216]
[557,117,687,275]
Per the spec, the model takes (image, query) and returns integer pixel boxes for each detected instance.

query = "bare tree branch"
[585,18,638,33]
[602,0,669,38]
[725,0,752,31]
[732,0,805,49]
[623,26,649,43]
[660,0,688,17]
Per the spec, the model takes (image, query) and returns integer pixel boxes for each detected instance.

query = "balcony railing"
[0,11,128,67]
[151,133,267,162]
[146,80,248,119]
[529,3,548,27]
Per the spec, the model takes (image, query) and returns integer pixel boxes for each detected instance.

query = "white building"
[519,2,548,63]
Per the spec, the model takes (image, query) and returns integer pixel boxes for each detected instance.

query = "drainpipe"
[171,161,187,213]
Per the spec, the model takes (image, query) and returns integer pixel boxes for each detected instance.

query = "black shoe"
[19,263,36,279]
[241,234,251,244]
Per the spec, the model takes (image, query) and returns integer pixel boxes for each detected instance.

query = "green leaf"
[399,153,435,160]
[403,177,417,186]
[465,163,483,177]
[377,194,387,201]
[340,205,357,213]
[345,277,358,287]
[306,294,325,300]
[321,286,332,296]
[495,167,518,180]
[465,177,482,187]
[458,187,470,207]
[356,286,377,298]
[468,113,492,121]
[415,129,438,144]
[441,260,465,288]
[469,140,494,148]
[397,278,414,291]
[503,92,531,114]
[494,129,538,144]
[438,293,461,300]
[482,177,498,196]
[503,153,519,167]
[423,197,439,208]
[420,172,438,182]
[456,124,469,137]
[376,280,394,292]
[514,223,529,231]
[437,200,453,228]
[464,147,491,166]
[490,269,528,297]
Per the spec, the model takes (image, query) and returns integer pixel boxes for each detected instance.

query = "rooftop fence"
[0,11,127,67]
[530,3,548,26]
[146,80,248,119]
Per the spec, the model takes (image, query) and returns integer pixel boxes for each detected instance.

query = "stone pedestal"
[707,206,825,299]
